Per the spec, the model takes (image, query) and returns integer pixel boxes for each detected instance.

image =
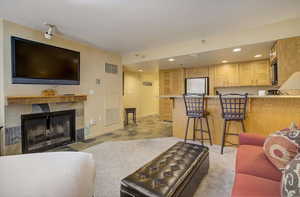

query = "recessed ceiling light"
[254,54,263,58]
[222,60,228,63]
[168,58,175,62]
[138,69,143,72]
[233,48,242,52]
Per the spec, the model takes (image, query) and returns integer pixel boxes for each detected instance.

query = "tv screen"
[11,36,80,85]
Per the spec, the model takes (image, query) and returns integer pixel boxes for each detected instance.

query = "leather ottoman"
[121,142,209,197]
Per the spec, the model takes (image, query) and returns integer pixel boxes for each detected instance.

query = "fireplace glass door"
[21,110,76,153]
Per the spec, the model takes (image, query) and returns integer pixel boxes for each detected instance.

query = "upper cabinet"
[277,36,300,85]
[238,62,253,86]
[252,60,271,86]
[159,68,184,95]
[215,60,271,87]
[214,63,239,87]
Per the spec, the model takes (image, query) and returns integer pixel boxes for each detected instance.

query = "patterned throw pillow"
[281,154,300,197]
[263,123,300,170]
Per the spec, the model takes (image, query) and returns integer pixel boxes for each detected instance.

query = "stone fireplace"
[2,95,87,155]
[21,110,76,153]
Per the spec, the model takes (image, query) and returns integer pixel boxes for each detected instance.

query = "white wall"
[122,17,300,64]
[2,20,123,138]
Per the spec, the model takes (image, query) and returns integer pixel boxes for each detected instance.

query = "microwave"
[271,61,278,85]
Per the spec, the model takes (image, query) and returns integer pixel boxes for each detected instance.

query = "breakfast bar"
[161,95,300,145]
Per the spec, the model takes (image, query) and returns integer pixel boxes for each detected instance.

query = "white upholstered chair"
[0,152,95,197]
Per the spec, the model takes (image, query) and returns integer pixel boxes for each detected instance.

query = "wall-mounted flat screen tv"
[11,36,80,85]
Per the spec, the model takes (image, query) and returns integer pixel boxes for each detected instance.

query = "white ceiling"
[1,0,300,53]
[158,41,275,69]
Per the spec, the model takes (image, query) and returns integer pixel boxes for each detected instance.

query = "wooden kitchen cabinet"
[170,69,184,95]
[251,60,270,86]
[159,68,184,95]
[215,60,270,87]
[238,62,253,86]
[159,98,172,121]
[159,68,184,121]
[277,36,300,85]
[237,60,270,86]
[214,63,239,87]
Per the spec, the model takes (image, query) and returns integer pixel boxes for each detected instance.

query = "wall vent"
[105,63,118,74]
[105,108,120,126]
[142,81,153,86]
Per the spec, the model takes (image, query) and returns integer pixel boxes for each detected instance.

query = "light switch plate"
[96,79,101,85]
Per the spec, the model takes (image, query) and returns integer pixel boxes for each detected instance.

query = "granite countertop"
[160,95,300,99]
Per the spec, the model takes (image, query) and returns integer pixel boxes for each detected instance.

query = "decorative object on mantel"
[279,72,300,95]
[41,89,57,96]
[7,95,87,105]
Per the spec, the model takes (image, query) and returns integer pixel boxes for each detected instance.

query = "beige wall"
[1,20,123,138]
[0,19,4,126]
[123,70,159,118]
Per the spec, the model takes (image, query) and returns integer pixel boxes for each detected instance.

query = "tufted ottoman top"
[121,142,209,197]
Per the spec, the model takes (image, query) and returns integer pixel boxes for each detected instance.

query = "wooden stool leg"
[193,118,197,141]
[184,117,190,143]
[200,118,204,145]
[221,120,227,154]
[241,120,246,133]
[133,112,136,124]
[205,117,213,146]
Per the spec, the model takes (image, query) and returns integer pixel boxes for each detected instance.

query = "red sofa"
[231,133,282,197]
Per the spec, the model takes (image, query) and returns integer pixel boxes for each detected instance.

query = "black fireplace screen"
[21,110,76,153]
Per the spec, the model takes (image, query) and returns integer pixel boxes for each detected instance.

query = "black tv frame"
[11,36,80,85]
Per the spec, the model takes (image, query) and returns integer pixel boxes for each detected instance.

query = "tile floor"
[50,115,172,152]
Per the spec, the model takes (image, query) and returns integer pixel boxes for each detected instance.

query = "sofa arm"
[239,133,266,147]
[0,152,95,197]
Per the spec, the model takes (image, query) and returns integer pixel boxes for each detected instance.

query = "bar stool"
[183,94,213,145]
[219,93,248,154]
[124,108,136,126]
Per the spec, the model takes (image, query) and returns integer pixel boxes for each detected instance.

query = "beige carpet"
[84,137,236,197]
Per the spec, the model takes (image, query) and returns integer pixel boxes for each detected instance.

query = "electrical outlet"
[89,90,95,95]
[96,79,101,85]
[98,116,102,121]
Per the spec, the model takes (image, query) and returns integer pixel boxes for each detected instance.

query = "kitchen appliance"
[267,89,280,95]
[258,90,266,96]
[271,61,278,85]
[185,77,209,95]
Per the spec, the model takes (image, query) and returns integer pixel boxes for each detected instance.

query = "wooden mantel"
[6,95,87,105]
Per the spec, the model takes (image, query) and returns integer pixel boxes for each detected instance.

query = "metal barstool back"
[219,93,248,154]
[183,94,212,145]
[219,93,248,121]
[183,93,206,118]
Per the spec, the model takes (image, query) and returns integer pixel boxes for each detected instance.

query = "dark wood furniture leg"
[184,117,190,143]
[193,118,196,141]
[241,120,246,132]
[221,120,227,154]
[205,117,213,145]
[199,118,203,145]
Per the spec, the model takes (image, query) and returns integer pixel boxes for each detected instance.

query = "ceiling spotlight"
[138,69,143,72]
[168,58,175,62]
[222,60,228,63]
[233,48,242,52]
[44,23,56,40]
[254,54,263,58]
